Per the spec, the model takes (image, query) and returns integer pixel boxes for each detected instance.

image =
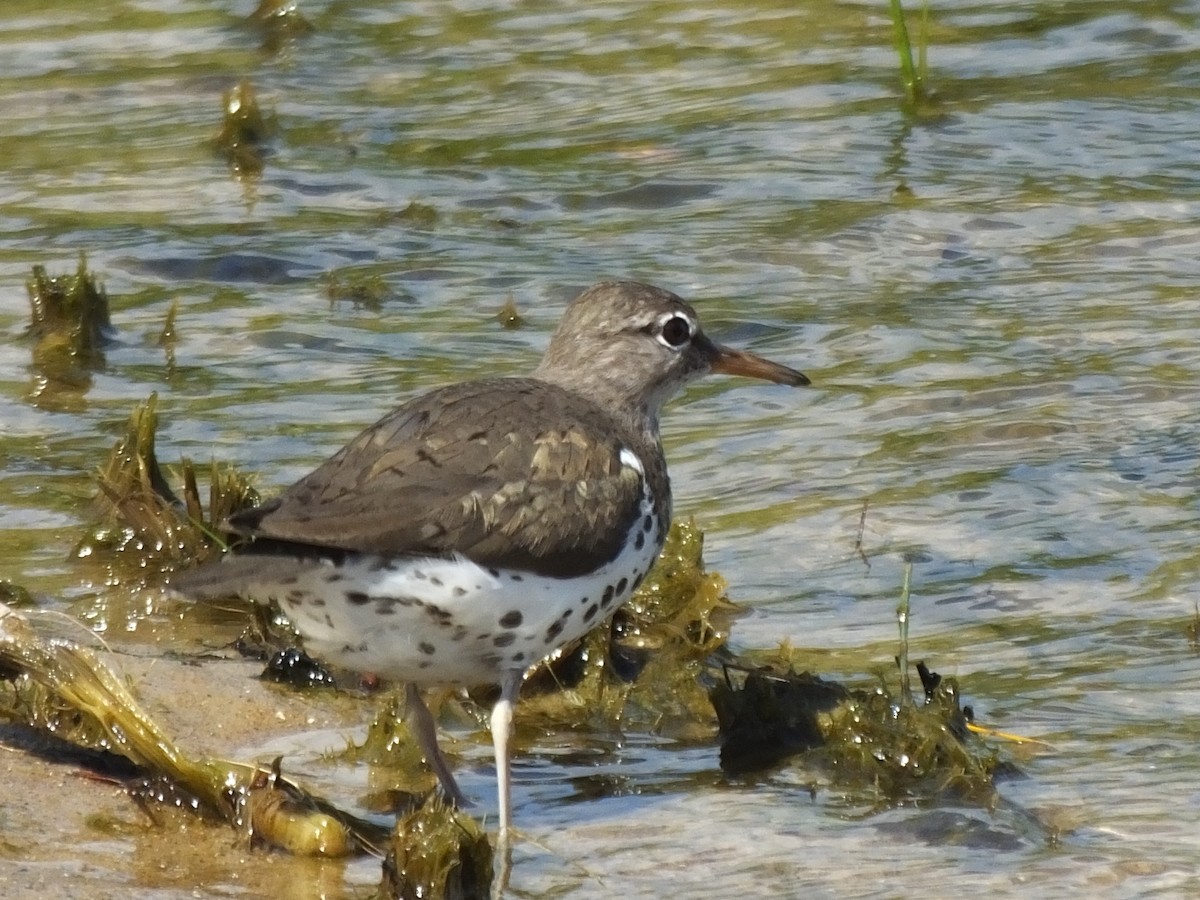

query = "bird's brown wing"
[223,378,648,578]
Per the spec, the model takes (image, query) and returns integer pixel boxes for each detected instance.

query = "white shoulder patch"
[619,447,645,477]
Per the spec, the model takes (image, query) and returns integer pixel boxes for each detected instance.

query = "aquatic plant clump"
[214,79,275,176]
[712,655,1001,808]
[76,393,260,582]
[24,256,115,406]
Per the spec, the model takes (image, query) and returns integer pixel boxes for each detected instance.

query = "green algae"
[713,575,1001,810]
[75,392,260,586]
[381,793,493,900]
[24,256,113,409]
[342,692,443,802]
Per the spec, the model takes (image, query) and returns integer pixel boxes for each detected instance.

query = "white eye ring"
[655,312,695,350]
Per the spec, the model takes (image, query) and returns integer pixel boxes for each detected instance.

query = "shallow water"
[2,0,1200,897]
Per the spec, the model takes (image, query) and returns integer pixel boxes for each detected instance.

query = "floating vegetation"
[712,567,1002,807]
[26,255,113,359]
[25,256,114,407]
[214,80,275,176]
[380,793,493,900]
[0,601,388,856]
[76,393,259,583]
[250,0,315,55]
[889,0,933,111]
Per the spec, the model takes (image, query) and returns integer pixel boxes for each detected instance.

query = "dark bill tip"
[709,343,810,386]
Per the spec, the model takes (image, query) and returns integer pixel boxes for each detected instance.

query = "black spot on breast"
[499,610,523,628]
[325,572,345,583]
[284,595,301,607]
[430,576,443,587]
[632,571,645,591]
[413,570,428,581]
[509,573,524,582]
[544,620,564,643]
[418,641,436,655]
[642,515,654,532]
[419,660,432,670]
[308,597,326,607]
[560,608,573,621]
[513,652,525,663]
[487,568,500,578]
[615,577,628,595]
[583,603,599,623]
[346,591,370,606]
[279,575,299,586]
[635,531,645,551]
[453,626,468,641]
[425,605,452,623]
[601,585,615,607]
[453,586,467,597]
[493,633,516,647]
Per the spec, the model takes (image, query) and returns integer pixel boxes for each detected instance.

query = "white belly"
[254,496,663,686]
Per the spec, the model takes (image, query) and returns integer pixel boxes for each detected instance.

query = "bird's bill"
[708,341,810,386]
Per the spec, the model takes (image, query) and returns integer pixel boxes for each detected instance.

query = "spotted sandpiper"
[175,280,807,857]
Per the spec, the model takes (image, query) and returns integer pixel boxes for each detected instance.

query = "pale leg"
[491,669,523,896]
[405,682,468,807]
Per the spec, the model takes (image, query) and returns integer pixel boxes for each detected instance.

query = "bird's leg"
[491,669,523,895]
[405,682,468,807]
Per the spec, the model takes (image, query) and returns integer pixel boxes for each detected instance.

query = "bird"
[174,280,808,865]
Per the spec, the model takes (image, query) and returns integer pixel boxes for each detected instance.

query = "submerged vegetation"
[321,268,395,309]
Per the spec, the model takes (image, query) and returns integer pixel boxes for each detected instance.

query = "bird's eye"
[658,314,693,349]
